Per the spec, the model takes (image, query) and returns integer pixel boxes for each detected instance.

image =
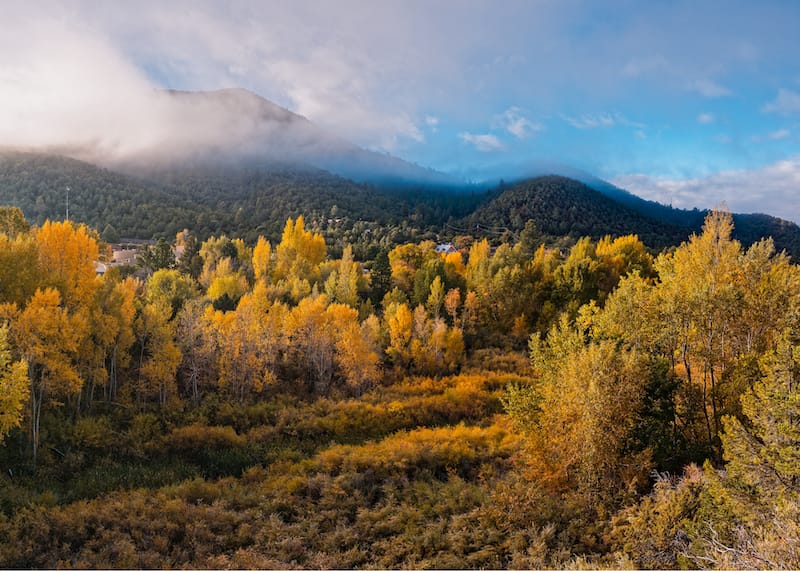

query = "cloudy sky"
[2,0,800,220]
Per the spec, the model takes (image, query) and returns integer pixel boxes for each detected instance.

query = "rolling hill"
[461,176,689,248]
[460,175,800,257]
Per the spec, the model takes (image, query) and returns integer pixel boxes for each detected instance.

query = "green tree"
[0,206,30,237]
[139,238,175,272]
[146,269,197,319]
[369,248,392,306]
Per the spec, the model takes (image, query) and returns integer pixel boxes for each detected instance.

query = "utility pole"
[65,186,70,221]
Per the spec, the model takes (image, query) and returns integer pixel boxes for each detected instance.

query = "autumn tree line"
[1,204,800,568]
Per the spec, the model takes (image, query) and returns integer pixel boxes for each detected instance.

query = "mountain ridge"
[2,150,798,259]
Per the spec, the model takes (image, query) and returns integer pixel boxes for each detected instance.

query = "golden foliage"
[0,325,28,441]
[35,220,99,311]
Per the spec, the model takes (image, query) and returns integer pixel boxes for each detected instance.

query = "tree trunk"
[30,381,44,469]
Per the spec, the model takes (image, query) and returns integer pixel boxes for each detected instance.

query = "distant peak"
[163,87,303,124]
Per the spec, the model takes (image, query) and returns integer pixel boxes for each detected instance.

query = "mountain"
[2,150,799,258]
[461,176,689,249]
[67,88,459,189]
[461,175,800,257]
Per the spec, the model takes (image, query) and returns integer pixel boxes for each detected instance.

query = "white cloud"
[697,112,715,124]
[495,107,543,139]
[769,128,791,140]
[459,132,504,152]
[689,78,732,98]
[612,157,800,223]
[424,115,439,134]
[763,89,800,114]
[752,128,791,142]
[0,17,169,155]
[562,113,615,129]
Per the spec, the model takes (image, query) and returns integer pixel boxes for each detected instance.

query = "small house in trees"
[111,248,138,266]
[435,243,457,255]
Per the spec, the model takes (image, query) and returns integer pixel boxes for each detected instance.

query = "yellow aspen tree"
[285,294,336,393]
[385,302,413,366]
[146,269,197,319]
[78,276,137,405]
[13,288,82,465]
[409,305,435,373]
[330,304,380,394]
[444,287,461,326]
[207,286,285,403]
[135,300,181,409]
[252,236,272,284]
[0,324,28,442]
[426,275,445,320]
[274,216,326,284]
[444,251,465,277]
[444,327,465,372]
[0,232,42,306]
[175,299,215,404]
[324,245,361,307]
[388,242,436,296]
[206,257,248,308]
[105,278,137,402]
[655,210,742,454]
[35,220,99,311]
[465,239,491,291]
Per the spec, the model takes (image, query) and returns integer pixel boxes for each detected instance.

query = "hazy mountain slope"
[88,88,458,188]
[584,177,800,257]
[580,176,706,228]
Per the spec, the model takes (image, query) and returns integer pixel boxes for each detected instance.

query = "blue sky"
[2,0,800,220]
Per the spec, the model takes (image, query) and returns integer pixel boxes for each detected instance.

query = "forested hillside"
[3,152,800,262]
[0,151,201,239]
[0,206,799,568]
[463,176,688,247]
[0,151,485,250]
[467,176,800,257]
